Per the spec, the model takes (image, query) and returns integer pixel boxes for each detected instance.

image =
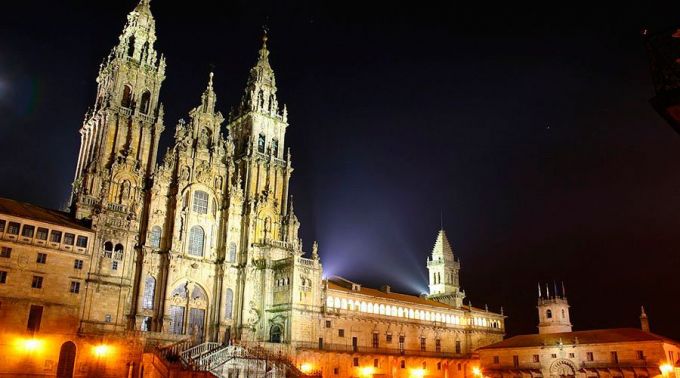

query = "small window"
[140,90,151,114]
[149,226,162,249]
[63,233,75,245]
[338,329,344,337]
[36,227,48,240]
[258,133,266,153]
[334,367,339,375]
[74,259,83,270]
[272,138,279,156]
[70,281,80,294]
[435,338,441,352]
[546,309,552,319]
[373,333,379,348]
[587,352,594,361]
[112,261,119,271]
[7,222,20,235]
[437,362,442,370]
[0,247,11,258]
[0,270,6,284]
[636,350,645,360]
[493,356,500,364]
[353,357,359,367]
[192,191,209,214]
[513,355,519,368]
[121,85,132,107]
[76,236,88,248]
[420,337,426,351]
[0,220,5,232]
[458,363,462,371]
[228,242,237,262]
[142,276,155,309]
[36,253,47,264]
[533,354,540,363]
[551,353,557,358]
[31,276,43,289]
[27,305,43,333]
[325,320,331,328]
[569,353,575,358]
[104,314,112,323]
[386,334,392,343]
[374,359,378,368]
[401,360,405,369]
[50,230,62,243]
[188,226,205,256]
[456,340,462,354]
[611,351,618,363]
[21,225,35,238]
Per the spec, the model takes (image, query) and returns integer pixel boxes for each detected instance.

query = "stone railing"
[119,106,133,117]
[294,340,468,359]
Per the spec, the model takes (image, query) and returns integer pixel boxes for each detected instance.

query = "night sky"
[2,1,680,339]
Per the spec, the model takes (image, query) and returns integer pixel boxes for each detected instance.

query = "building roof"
[327,277,490,314]
[478,328,679,350]
[0,197,91,232]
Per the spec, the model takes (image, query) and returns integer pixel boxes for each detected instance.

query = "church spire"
[200,72,217,114]
[234,30,280,117]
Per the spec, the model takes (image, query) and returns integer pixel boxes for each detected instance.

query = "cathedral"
[0,1,506,377]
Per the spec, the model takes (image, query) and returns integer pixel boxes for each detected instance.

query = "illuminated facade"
[0,1,505,376]
[479,290,680,378]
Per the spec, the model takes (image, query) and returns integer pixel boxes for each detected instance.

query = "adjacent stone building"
[478,287,680,378]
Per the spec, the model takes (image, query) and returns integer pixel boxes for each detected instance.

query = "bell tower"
[537,282,572,334]
[72,0,166,332]
[71,0,166,221]
[426,229,466,307]
[227,32,296,250]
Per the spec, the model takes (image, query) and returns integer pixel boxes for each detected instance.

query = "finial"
[553,281,558,298]
[208,71,214,90]
[538,282,542,298]
[561,281,566,298]
[640,305,647,317]
[262,26,269,48]
[546,283,550,298]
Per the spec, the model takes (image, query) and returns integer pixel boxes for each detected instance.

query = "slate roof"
[478,328,679,350]
[0,197,91,232]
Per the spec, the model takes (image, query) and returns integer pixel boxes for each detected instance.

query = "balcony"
[294,341,468,359]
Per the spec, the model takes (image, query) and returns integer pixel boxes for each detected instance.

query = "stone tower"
[426,229,465,307]
[537,282,572,334]
[73,0,166,332]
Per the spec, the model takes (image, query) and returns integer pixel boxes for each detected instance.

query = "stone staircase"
[179,341,321,378]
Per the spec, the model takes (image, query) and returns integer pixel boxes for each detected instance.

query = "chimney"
[640,306,650,332]
[380,285,391,294]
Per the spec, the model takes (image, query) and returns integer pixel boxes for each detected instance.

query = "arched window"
[546,309,552,319]
[561,309,565,318]
[228,242,236,263]
[270,325,282,343]
[272,139,279,157]
[114,243,124,260]
[149,226,162,249]
[225,288,233,319]
[56,341,76,378]
[141,42,149,61]
[188,226,204,256]
[142,276,155,309]
[258,134,266,153]
[140,90,151,114]
[193,191,209,214]
[121,85,133,108]
[104,241,113,258]
[127,36,135,57]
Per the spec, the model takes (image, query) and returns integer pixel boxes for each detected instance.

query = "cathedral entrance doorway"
[168,281,209,341]
[56,341,76,378]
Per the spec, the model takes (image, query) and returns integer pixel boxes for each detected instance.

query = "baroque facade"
[0,1,507,377]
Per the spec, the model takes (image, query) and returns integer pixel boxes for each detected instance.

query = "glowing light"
[360,366,375,376]
[472,366,482,376]
[660,364,674,375]
[300,363,314,373]
[19,338,44,352]
[93,344,110,357]
[410,368,426,377]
